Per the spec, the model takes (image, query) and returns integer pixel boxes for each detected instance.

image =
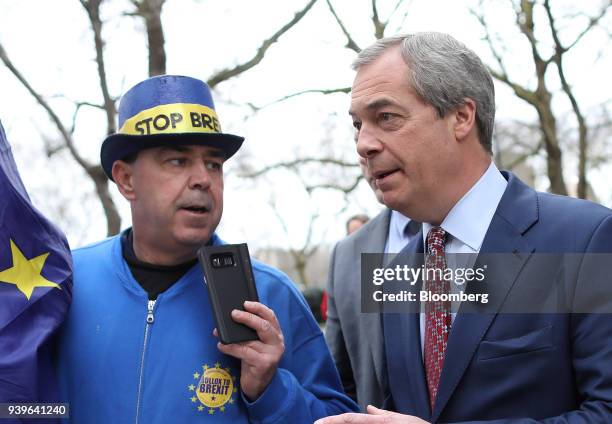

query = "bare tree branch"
[75,100,107,110]
[1,23,121,236]
[487,67,537,105]
[504,140,543,170]
[240,157,359,179]
[371,0,386,39]
[389,0,407,20]
[70,103,86,135]
[253,86,351,110]
[516,0,554,70]
[305,174,363,194]
[470,4,512,80]
[207,0,318,88]
[544,0,592,199]
[325,0,361,53]
[0,43,90,170]
[268,191,321,286]
[391,0,413,33]
[130,0,167,76]
[80,0,117,134]
[543,0,609,198]
[472,0,568,194]
[565,2,611,51]
[67,100,116,136]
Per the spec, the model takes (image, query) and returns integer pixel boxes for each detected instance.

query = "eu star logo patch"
[188,362,237,414]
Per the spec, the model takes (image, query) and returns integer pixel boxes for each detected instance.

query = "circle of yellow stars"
[188,362,238,414]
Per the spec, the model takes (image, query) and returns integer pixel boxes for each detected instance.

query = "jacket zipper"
[135,299,156,424]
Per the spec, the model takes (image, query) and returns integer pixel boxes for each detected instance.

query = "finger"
[366,405,388,415]
[231,309,281,344]
[213,328,264,351]
[314,413,387,424]
[243,301,281,330]
[367,406,418,421]
[219,338,270,355]
[216,341,261,363]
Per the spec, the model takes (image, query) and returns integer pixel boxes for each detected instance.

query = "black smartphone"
[198,243,260,344]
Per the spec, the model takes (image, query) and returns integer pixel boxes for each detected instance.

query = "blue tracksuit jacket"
[57,232,357,423]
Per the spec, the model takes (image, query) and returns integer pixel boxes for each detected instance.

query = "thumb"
[366,405,390,415]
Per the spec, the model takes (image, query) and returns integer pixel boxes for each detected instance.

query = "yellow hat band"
[118,103,222,136]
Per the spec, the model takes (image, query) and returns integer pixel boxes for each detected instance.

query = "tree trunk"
[133,0,166,76]
[535,98,568,195]
[88,165,121,236]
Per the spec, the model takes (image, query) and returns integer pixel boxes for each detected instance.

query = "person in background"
[346,214,370,235]
[56,75,358,423]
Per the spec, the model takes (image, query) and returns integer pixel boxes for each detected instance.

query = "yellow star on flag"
[197,405,204,412]
[0,239,60,300]
[188,384,195,391]
[193,372,200,379]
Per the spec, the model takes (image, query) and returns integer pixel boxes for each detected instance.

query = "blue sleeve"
[244,265,359,423]
[243,333,359,423]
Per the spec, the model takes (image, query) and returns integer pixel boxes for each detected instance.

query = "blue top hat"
[100,75,244,180]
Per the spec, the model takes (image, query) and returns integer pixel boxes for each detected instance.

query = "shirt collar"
[423,161,507,252]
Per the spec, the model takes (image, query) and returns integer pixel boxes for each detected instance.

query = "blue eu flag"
[0,120,72,406]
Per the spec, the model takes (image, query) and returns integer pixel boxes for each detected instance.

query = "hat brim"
[101,132,244,181]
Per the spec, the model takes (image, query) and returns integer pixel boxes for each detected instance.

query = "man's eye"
[205,161,222,171]
[352,120,362,130]
[379,112,394,121]
[168,158,187,166]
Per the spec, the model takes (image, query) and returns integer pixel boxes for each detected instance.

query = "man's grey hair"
[352,32,495,153]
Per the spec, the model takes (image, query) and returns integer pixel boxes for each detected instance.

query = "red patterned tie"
[424,226,451,411]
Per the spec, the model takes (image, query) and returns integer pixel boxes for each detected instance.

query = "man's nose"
[356,126,383,159]
[188,161,212,190]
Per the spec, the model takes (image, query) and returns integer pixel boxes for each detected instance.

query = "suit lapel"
[383,234,431,419]
[354,210,391,392]
[431,172,538,422]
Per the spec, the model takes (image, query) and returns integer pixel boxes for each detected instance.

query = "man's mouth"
[180,205,210,214]
[373,169,398,180]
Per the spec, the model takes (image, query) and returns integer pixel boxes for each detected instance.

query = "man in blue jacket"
[56,75,357,423]
[317,32,612,423]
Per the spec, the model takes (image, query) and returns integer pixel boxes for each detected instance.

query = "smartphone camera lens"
[211,253,235,268]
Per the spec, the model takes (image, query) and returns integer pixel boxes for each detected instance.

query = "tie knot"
[426,226,446,255]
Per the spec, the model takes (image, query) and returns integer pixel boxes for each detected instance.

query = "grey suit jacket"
[324,209,390,411]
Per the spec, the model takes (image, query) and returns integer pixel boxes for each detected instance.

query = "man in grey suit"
[325,159,418,411]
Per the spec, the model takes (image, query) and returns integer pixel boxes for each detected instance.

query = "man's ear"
[454,98,477,142]
[112,160,136,201]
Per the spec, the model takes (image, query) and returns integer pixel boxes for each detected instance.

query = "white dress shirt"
[385,210,417,254]
[420,161,508,355]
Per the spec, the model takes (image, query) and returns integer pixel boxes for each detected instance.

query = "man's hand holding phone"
[214,301,285,401]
